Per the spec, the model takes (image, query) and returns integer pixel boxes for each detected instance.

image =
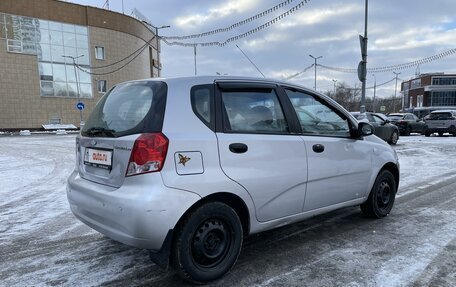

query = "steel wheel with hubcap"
[172,202,243,284]
[361,170,397,218]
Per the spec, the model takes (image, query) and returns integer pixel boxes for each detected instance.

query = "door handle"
[312,144,324,153]
[229,143,248,154]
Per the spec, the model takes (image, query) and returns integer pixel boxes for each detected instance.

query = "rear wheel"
[361,170,397,218]
[438,132,443,137]
[171,202,243,284]
[424,130,431,137]
[388,130,399,145]
[404,126,411,136]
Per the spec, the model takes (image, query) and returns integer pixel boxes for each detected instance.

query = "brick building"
[0,0,161,129]
[401,73,456,117]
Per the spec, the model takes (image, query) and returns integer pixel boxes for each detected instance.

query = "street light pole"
[332,79,337,97]
[62,54,84,127]
[142,22,170,77]
[372,73,376,113]
[194,44,197,76]
[154,25,171,77]
[309,54,322,91]
[359,0,369,114]
[393,71,401,112]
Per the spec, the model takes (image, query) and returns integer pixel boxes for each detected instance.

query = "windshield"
[81,81,167,137]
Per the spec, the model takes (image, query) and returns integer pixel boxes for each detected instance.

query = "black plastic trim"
[190,84,216,132]
[149,229,173,270]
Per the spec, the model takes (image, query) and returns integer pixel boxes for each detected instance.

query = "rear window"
[429,112,453,120]
[81,81,167,137]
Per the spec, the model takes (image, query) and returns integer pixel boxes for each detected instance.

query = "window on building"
[417,95,423,107]
[95,46,105,60]
[97,80,107,93]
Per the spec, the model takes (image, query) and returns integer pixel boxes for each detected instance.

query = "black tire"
[171,202,243,284]
[360,170,397,218]
[404,126,411,136]
[438,132,443,137]
[424,130,431,137]
[388,130,399,145]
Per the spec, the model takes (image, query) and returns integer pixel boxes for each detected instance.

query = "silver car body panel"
[67,171,201,250]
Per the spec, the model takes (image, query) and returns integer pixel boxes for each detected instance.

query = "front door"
[283,88,373,211]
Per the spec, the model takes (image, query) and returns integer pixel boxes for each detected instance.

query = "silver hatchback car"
[67,76,399,283]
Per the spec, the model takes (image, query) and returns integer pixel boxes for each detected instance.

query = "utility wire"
[318,48,456,74]
[76,41,151,76]
[88,36,156,70]
[163,0,297,40]
[284,64,314,80]
[162,0,311,47]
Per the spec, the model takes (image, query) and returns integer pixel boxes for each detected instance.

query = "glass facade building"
[0,13,93,98]
[0,0,159,129]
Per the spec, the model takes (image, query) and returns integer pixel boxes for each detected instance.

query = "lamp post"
[309,54,322,91]
[142,22,170,77]
[62,54,84,127]
[155,25,170,77]
[393,71,401,112]
[372,73,376,113]
[359,0,369,114]
[332,79,337,97]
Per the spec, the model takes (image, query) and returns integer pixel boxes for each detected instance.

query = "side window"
[366,114,376,123]
[221,89,288,133]
[191,85,214,130]
[284,89,350,137]
[372,114,384,123]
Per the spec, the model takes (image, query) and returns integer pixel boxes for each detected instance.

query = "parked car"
[387,113,427,136]
[351,112,399,144]
[424,110,456,136]
[66,76,400,284]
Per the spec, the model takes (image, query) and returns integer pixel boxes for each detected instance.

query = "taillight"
[126,133,169,177]
[398,120,407,125]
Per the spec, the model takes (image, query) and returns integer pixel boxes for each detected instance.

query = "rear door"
[215,82,308,222]
[282,88,373,211]
[78,80,167,188]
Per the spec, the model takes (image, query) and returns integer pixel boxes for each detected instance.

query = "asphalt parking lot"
[0,134,455,286]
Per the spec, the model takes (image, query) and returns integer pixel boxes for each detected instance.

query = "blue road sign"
[76,102,85,110]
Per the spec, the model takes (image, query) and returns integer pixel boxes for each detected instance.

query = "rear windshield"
[81,81,167,137]
[388,115,403,121]
[429,112,453,120]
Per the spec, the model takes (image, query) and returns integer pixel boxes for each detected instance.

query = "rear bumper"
[66,170,201,251]
[426,126,456,133]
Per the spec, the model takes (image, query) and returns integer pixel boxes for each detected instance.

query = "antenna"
[102,0,109,10]
[235,44,265,78]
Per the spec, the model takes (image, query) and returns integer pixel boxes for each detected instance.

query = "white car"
[67,76,400,283]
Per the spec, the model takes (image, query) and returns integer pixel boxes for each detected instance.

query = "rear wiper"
[85,126,116,137]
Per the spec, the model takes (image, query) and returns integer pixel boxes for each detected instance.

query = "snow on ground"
[393,134,456,195]
[0,134,455,286]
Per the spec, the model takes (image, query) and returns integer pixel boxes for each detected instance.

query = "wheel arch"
[174,192,250,236]
[380,162,400,191]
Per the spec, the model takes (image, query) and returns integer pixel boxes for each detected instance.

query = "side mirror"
[358,122,374,136]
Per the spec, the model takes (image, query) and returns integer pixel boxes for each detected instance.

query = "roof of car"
[430,109,456,113]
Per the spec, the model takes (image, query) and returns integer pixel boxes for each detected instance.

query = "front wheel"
[171,202,243,284]
[361,170,397,218]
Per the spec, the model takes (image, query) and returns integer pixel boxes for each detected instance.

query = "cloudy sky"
[69,0,456,98]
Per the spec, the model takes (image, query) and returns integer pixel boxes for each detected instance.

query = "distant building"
[401,73,456,117]
[0,0,161,129]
